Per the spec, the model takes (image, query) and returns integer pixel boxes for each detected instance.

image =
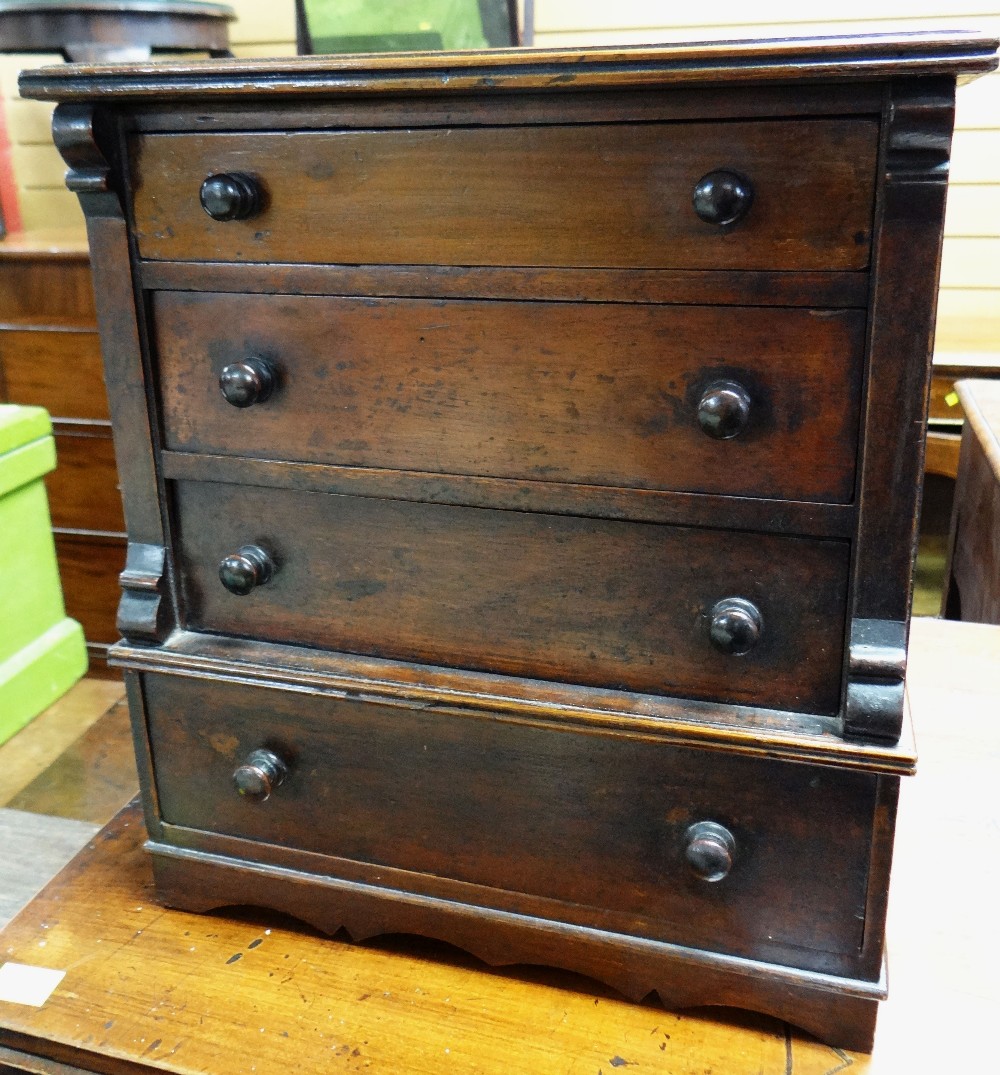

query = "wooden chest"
[22,32,998,1051]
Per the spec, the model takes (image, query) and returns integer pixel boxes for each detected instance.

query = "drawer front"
[144,672,876,969]
[0,258,96,324]
[54,532,126,646]
[0,329,108,421]
[173,481,849,714]
[131,119,878,270]
[156,293,865,504]
[47,430,124,532]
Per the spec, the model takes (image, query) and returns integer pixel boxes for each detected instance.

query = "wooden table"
[0,617,996,1074]
[943,380,1000,622]
[0,1,233,63]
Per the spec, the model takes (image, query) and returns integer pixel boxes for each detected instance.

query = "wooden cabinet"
[21,31,998,1051]
[0,238,125,675]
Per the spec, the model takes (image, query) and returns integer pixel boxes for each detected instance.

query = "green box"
[0,404,87,745]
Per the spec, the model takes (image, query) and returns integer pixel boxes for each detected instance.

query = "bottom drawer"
[143,672,881,975]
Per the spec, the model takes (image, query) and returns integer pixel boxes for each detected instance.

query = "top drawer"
[129,119,879,270]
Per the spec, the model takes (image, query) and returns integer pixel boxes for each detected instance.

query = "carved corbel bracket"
[52,102,121,213]
[844,619,907,743]
[118,543,170,645]
[885,77,954,188]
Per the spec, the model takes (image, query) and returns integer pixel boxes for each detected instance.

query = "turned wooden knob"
[199,172,262,221]
[219,357,276,408]
[693,170,754,226]
[233,748,288,802]
[218,544,274,596]
[709,597,763,656]
[685,821,736,882]
[697,380,752,439]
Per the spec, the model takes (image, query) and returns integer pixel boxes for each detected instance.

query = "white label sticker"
[0,962,66,1006]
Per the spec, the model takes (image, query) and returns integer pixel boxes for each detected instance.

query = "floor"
[0,678,136,928]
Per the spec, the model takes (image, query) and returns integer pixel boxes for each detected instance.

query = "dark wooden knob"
[219,357,276,408]
[693,170,754,226]
[218,544,274,596]
[697,380,752,440]
[709,597,763,656]
[233,748,288,803]
[199,172,262,221]
[685,821,736,882]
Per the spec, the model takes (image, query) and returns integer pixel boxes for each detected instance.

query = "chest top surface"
[16,29,1000,99]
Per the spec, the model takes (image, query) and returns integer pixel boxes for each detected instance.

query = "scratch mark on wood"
[823,1048,854,1075]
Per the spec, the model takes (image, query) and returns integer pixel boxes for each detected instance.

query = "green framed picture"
[296,0,519,54]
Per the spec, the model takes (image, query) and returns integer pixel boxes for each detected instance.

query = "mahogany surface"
[20,32,999,1050]
[129,120,879,269]
[943,379,1000,623]
[153,292,865,502]
[171,479,850,712]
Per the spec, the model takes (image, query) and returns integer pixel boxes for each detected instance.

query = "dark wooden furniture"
[943,379,1000,623]
[1,618,997,1073]
[0,1,233,63]
[20,32,999,1051]
[0,231,124,676]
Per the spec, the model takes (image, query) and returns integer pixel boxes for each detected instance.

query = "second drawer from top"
[153,292,865,504]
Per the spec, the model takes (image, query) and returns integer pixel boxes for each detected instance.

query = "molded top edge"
[19,30,999,102]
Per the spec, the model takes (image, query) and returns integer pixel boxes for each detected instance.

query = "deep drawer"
[130,119,878,270]
[47,429,124,532]
[172,480,850,714]
[155,293,865,504]
[143,671,877,972]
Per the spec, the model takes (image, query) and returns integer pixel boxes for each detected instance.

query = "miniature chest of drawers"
[22,32,998,1050]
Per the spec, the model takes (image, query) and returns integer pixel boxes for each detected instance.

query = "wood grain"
[850,78,955,630]
[0,329,107,419]
[924,430,962,479]
[142,258,872,308]
[161,449,857,537]
[142,670,878,973]
[0,678,124,807]
[18,30,999,101]
[943,379,1000,622]
[113,627,918,776]
[6,699,137,825]
[0,256,95,325]
[47,428,124,533]
[172,479,850,714]
[0,809,98,930]
[130,120,879,270]
[154,293,865,503]
[128,81,885,133]
[53,532,125,646]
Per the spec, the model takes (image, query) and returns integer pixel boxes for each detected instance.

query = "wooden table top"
[0,616,997,1074]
